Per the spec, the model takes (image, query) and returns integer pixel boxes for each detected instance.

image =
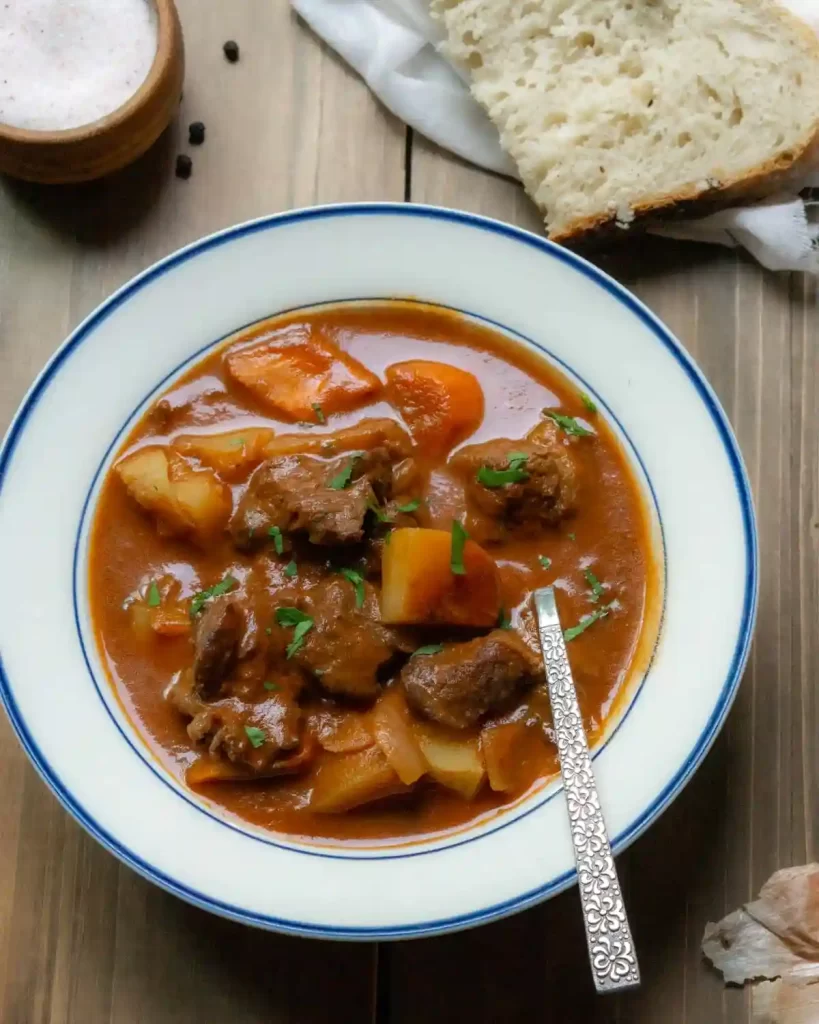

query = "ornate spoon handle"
[533,587,640,993]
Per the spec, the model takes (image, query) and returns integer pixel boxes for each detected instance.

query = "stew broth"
[89,302,659,843]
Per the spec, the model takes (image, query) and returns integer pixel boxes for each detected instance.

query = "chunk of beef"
[167,670,302,773]
[192,596,242,697]
[401,630,542,729]
[230,447,393,549]
[273,577,413,701]
[453,421,577,535]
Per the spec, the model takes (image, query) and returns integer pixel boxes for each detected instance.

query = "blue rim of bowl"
[0,203,758,940]
[72,295,666,860]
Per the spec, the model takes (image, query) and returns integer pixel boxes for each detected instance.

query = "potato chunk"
[414,724,485,799]
[481,720,529,793]
[116,446,232,543]
[482,717,554,793]
[381,527,500,627]
[117,446,175,507]
[173,427,274,478]
[225,324,381,421]
[310,746,408,813]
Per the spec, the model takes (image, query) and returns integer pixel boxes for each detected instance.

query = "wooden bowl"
[0,0,184,184]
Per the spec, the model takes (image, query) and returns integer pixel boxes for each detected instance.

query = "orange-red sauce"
[89,303,659,844]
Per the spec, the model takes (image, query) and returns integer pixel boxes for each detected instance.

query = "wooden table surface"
[0,4,816,1022]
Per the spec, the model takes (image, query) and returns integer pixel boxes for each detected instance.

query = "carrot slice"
[225,324,381,421]
[385,360,484,455]
[381,527,501,627]
[186,759,255,785]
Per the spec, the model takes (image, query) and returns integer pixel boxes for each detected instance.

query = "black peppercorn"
[175,154,192,179]
[188,121,205,145]
[223,40,240,62]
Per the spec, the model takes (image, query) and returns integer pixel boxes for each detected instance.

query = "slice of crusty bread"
[431,0,819,240]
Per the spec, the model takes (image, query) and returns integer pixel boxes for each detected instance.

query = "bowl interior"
[77,296,667,850]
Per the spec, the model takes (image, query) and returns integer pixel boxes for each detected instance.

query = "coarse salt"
[0,0,158,132]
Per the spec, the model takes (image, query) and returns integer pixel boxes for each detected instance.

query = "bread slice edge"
[549,125,819,243]
[438,0,819,242]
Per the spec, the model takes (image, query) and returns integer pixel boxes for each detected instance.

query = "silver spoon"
[533,586,640,994]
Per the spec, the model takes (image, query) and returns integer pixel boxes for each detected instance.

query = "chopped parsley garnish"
[275,607,311,627]
[397,499,421,513]
[568,532,576,541]
[244,726,266,748]
[563,603,613,642]
[147,581,161,607]
[367,499,392,523]
[497,606,512,629]
[263,681,280,692]
[264,626,272,636]
[544,411,593,437]
[283,561,298,578]
[229,436,246,448]
[450,520,468,576]
[581,393,597,414]
[340,567,365,609]
[268,525,284,555]
[275,607,314,658]
[538,555,552,570]
[476,452,530,488]
[584,568,605,603]
[328,454,361,490]
[190,575,237,617]
[312,402,326,424]
[412,644,444,657]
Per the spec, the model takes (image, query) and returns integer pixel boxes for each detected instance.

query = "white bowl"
[0,204,757,939]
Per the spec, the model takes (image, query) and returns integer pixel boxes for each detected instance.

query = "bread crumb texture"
[432,0,819,236]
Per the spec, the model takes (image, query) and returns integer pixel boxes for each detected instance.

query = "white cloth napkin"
[292,0,819,272]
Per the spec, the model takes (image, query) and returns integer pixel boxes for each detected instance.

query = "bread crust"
[549,126,819,243]
[439,0,819,242]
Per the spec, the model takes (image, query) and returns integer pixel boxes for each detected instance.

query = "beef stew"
[89,302,660,843]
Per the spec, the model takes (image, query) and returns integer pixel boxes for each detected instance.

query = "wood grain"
[0,4,404,1021]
